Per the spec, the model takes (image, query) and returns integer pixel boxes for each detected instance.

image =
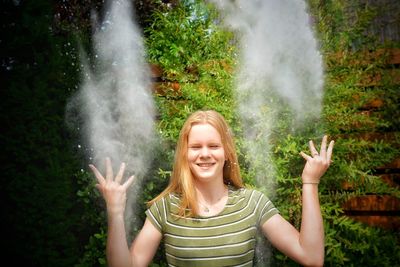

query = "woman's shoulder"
[231,185,272,200]
[229,185,258,193]
[149,191,181,206]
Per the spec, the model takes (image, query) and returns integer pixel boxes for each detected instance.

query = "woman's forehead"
[188,123,221,141]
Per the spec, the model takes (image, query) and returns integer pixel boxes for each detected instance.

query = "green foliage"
[270,131,400,266]
[305,1,400,265]
[74,170,108,267]
[146,0,238,142]
[75,229,107,267]
[144,0,236,82]
[308,0,394,52]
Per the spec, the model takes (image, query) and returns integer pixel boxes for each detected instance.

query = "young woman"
[89,110,334,267]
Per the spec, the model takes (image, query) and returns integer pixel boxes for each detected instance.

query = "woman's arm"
[262,135,334,267]
[89,158,162,267]
[130,218,162,267]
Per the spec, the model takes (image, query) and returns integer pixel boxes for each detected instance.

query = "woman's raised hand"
[89,157,135,215]
[300,135,334,184]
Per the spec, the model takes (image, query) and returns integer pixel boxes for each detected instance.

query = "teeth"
[198,163,213,167]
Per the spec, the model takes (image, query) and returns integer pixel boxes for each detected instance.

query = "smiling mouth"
[197,163,215,168]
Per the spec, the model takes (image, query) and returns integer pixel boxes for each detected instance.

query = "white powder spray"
[66,0,155,237]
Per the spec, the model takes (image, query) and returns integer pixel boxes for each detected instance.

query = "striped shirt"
[145,187,279,266]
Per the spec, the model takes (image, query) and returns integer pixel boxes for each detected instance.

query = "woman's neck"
[195,179,227,204]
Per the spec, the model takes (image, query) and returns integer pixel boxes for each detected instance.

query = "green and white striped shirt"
[145,187,279,266]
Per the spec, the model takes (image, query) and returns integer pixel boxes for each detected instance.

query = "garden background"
[1,0,399,266]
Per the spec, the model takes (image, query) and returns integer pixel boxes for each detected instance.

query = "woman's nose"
[199,147,210,157]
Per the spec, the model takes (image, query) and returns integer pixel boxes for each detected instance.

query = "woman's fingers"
[90,158,134,190]
[320,135,327,158]
[105,157,113,182]
[123,175,135,190]
[89,164,106,185]
[309,140,319,157]
[300,151,312,161]
[327,140,335,163]
[309,135,334,160]
[115,162,126,183]
[304,136,335,163]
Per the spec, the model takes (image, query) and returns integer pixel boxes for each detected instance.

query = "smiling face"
[187,123,226,184]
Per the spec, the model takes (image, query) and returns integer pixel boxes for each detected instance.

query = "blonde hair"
[148,110,243,217]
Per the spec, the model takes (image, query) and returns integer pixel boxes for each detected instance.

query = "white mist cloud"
[83,0,155,175]
[66,0,156,236]
[212,0,324,119]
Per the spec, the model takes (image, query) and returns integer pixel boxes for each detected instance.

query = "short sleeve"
[258,192,279,226]
[145,199,164,233]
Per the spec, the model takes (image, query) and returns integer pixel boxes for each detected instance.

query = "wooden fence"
[330,48,400,229]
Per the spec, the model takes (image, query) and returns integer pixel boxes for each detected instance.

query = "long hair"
[148,110,243,217]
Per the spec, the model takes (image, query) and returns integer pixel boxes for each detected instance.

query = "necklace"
[198,188,228,213]
[199,203,213,212]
